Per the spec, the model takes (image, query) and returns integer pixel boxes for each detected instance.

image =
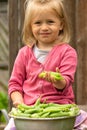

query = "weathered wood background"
[0,2,9,92]
[1,0,87,105]
[64,0,87,104]
[75,0,87,105]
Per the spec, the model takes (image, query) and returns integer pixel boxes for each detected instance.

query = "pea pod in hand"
[38,71,63,80]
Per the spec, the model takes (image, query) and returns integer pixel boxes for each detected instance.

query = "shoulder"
[61,44,78,62]
[15,45,33,62]
[18,45,32,56]
[64,43,77,56]
[53,43,77,62]
[19,45,31,52]
[14,45,33,65]
[56,43,77,55]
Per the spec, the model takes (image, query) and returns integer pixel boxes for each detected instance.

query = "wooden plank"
[63,0,78,100]
[19,0,25,47]
[64,0,76,46]
[8,0,19,75]
[78,105,87,112]
[75,0,87,104]
[8,0,26,110]
[20,0,25,35]
[0,62,8,70]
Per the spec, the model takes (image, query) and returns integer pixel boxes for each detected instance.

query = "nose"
[41,23,49,31]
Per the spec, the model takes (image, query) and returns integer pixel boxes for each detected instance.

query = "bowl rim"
[8,112,80,120]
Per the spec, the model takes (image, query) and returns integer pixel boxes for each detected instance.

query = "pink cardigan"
[8,43,77,105]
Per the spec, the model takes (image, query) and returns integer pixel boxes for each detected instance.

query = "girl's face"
[31,9,63,49]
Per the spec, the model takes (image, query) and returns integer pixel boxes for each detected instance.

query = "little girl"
[9,0,77,107]
[5,0,87,130]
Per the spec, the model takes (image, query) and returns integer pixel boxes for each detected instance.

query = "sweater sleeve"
[8,48,26,96]
[59,46,77,89]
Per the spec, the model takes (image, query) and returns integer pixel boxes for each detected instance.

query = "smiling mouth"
[40,33,50,36]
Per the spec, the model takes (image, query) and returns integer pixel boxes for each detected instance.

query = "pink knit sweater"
[8,43,77,105]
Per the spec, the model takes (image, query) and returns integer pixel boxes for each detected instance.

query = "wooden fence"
[8,0,87,105]
[9,0,25,75]
[0,2,9,92]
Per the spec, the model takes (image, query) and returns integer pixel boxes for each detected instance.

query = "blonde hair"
[22,0,71,45]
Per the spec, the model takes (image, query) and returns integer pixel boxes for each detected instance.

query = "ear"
[59,21,64,31]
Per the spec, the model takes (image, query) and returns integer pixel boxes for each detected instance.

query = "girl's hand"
[39,68,66,90]
[11,91,24,108]
[39,67,62,82]
[13,100,24,108]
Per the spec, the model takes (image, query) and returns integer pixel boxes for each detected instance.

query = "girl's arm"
[39,46,77,90]
[11,91,24,107]
[53,78,66,90]
[8,48,26,107]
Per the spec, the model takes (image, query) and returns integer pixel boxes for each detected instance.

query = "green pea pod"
[10,98,80,118]
[38,71,63,80]
[43,106,68,113]
[39,103,49,108]
[18,103,34,110]
[34,98,41,106]
[31,113,40,118]
[38,111,50,118]
[24,108,42,114]
[49,112,70,118]
[38,71,47,78]
[40,112,50,118]
[15,113,31,117]
[50,72,63,80]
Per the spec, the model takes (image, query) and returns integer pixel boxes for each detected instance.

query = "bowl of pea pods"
[9,98,80,130]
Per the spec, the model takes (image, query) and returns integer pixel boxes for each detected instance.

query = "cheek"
[32,29,39,40]
[53,28,60,35]
[32,25,39,33]
[32,28,37,36]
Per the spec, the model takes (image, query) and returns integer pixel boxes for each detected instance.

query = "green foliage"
[0,91,8,110]
[0,114,6,122]
[0,91,8,122]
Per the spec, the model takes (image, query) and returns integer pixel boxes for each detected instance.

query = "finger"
[47,72,51,81]
[44,72,51,82]
[50,76,56,83]
[56,67,60,73]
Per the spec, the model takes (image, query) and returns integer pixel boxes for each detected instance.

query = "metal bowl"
[9,114,77,130]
